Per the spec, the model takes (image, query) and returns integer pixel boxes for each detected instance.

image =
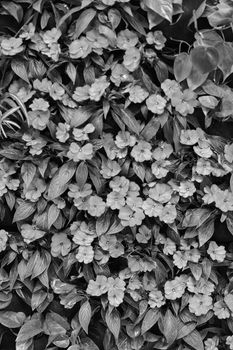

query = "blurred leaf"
[0,311,26,328]
[11,60,29,84]
[48,204,60,229]
[183,330,204,350]
[1,2,23,22]
[198,219,215,247]
[163,309,178,345]
[215,42,233,80]
[16,317,43,342]
[74,8,96,39]
[190,46,219,74]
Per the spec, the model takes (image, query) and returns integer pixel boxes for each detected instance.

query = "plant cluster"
[0,0,233,350]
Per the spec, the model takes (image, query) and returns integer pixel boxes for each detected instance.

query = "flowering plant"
[0,0,233,349]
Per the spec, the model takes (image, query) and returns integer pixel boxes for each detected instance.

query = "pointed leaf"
[141,308,160,335]
[78,300,92,334]
[174,53,192,82]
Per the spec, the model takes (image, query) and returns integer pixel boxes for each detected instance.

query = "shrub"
[0,1,233,350]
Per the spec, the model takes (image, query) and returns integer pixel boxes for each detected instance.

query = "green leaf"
[74,8,96,39]
[31,290,47,311]
[132,162,146,182]
[143,0,173,22]
[174,53,192,82]
[177,321,197,339]
[182,208,212,228]
[105,308,121,340]
[0,311,26,328]
[141,308,160,335]
[78,300,92,334]
[13,201,36,223]
[81,337,100,350]
[96,211,111,236]
[183,330,204,350]
[47,161,76,200]
[1,2,23,22]
[33,0,44,12]
[226,213,233,236]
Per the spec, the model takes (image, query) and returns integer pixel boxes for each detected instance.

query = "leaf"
[132,162,146,181]
[182,208,212,228]
[66,63,77,85]
[74,9,96,39]
[1,2,23,22]
[177,321,197,339]
[0,311,26,328]
[143,0,173,22]
[31,290,47,311]
[32,0,44,12]
[187,65,208,90]
[96,211,111,236]
[183,330,204,350]
[140,117,160,141]
[215,42,233,80]
[190,46,219,74]
[105,308,121,340]
[163,309,178,345]
[21,163,37,187]
[75,161,88,189]
[13,201,36,222]
[189,262,202,281]
[57,1,93,29]
[47,161,76,200]
[207,2,233,27]
[141,308,160,335]
[78,300,92,334]
[121,11,146,35]
[226,213,233,236]
[11,60,29,84]
[198,219,215,247]
[174,53,192,82]
[198,96,218,109]
[16,318,43,342]
[48,204,60,229]
[117,107,141,135]
[188,0,206,26]
[81,337,100,350]
[31,250,51,279]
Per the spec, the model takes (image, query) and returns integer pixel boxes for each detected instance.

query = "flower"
[161,79,181,99]
[180,129,199,145]
[29,98,49,111]
[117,29,138,50]
[28,110,50,130]
[42,28,61,45]
[72,85,90,102]
[213,300,230,319]
[9,79,35,102]
[89,76,110,101]
[51,233,71,257]
[128,85,149,103]
[207,241,226,262]
[136,225,151,243]
[146,94,167,114]
[108,288,124,307]
[148,290,165,308]
[109,176,129,195]
[226,336,233,350]
[49,82,65,100]
[76,245,94,264]
[67,143,93,162]
[118,205,145,227]
[71,221,96,246]
[56,123,70,142]
[148,183,173,203]
[188,294,212,316]
[178,181,196,198]
[73,124,95,141]
[1,37,24,56]
[69,37,92,59]
[115,131,136,149]
[0,230,8,252]
[100,159,121,179]
[164,276,186,300]
[225,143,233,163]
[123,47,141,72]
[152,142,173,160]
[110,64,131,86]
[131,141,152,162]
[173,251,188,269]
[86,29,109,52]
[146,30,166,50]
[204,337,219,350]
[151,160,170,178]
[87,195,106,217]
[86,275,109,296]
[142,198,163,217]
[20,224,46,244]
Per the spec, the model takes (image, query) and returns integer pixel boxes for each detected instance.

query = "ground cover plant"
[1,0,233,349]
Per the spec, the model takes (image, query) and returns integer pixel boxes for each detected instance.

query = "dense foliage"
[1,0,233,349]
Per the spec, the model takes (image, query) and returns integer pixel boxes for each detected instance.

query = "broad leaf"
[78,300,92,334]
[143,0,173,22]
[174,53,192,82]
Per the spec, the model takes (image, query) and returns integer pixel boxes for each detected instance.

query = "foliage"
[0,0,233,349]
